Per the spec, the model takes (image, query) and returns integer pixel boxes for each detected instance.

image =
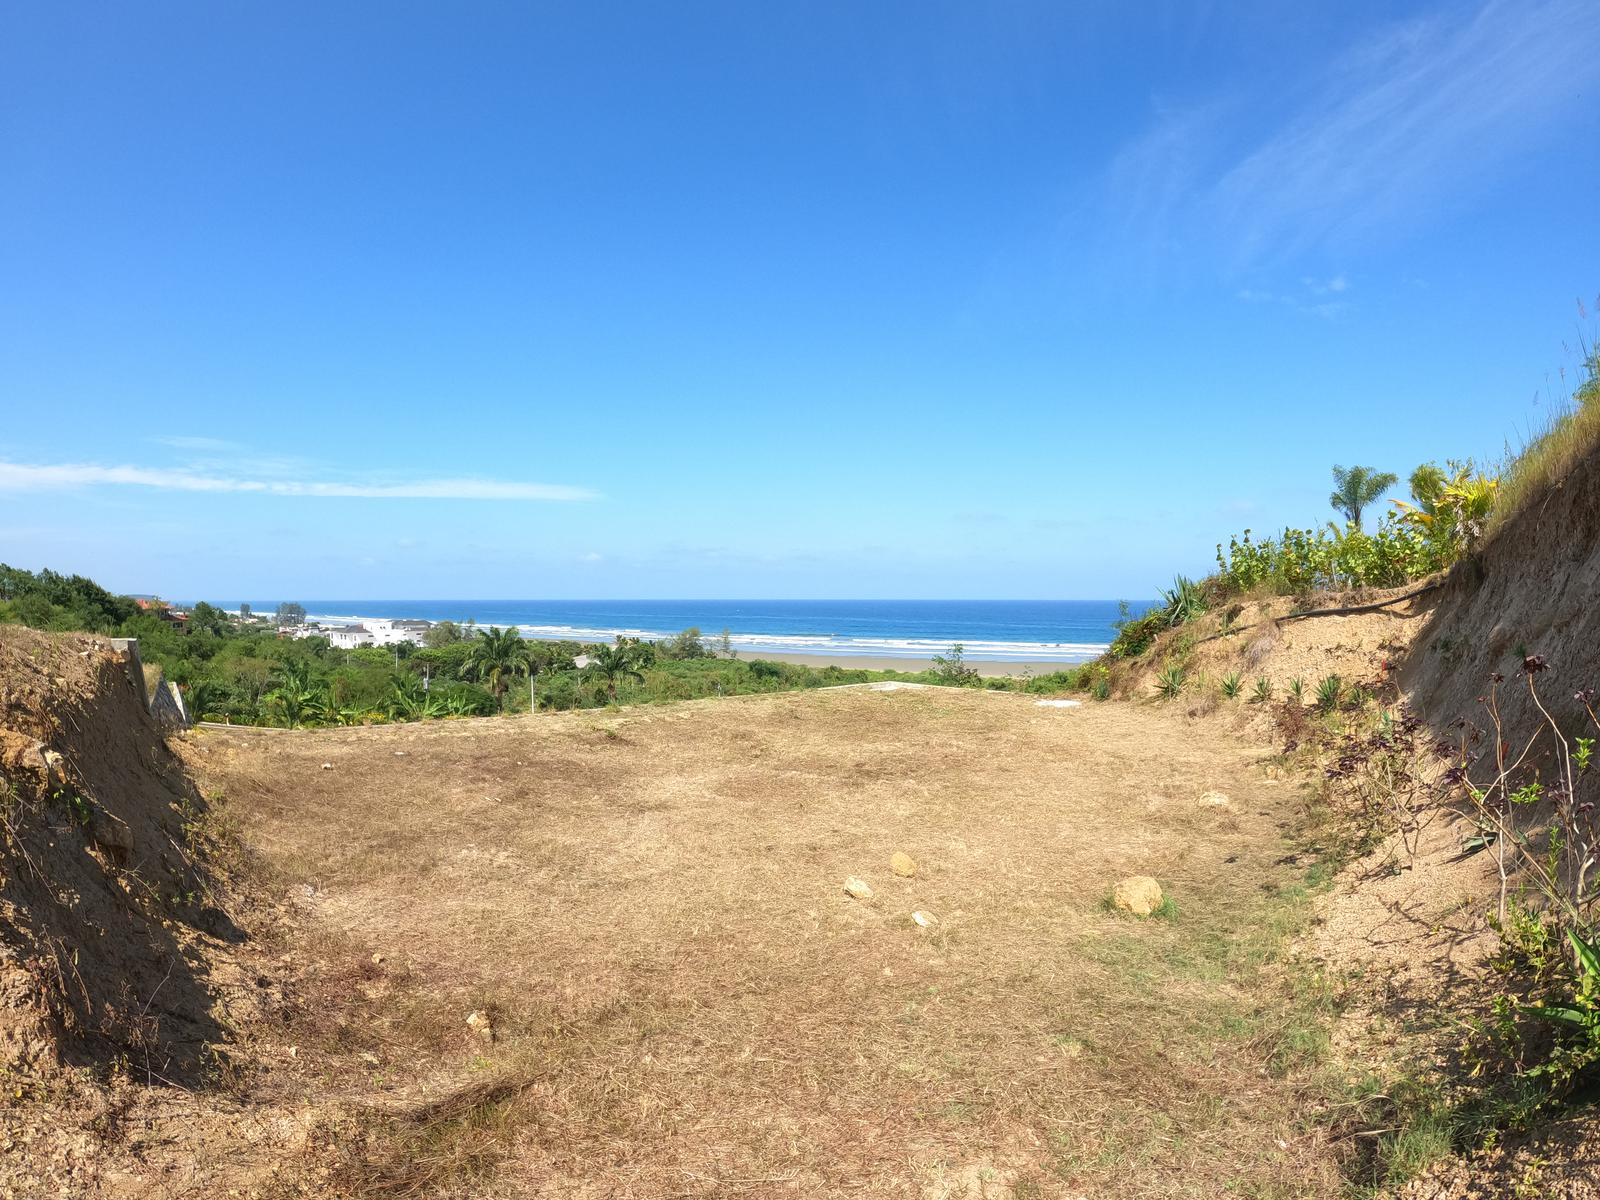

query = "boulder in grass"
[890,851,917,878]
[843,876,874,900]
[1197,791,1231,809]
[1112,875,1163,916]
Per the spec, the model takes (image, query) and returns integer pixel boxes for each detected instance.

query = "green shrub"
[1215,518,1452,597]
[1154,665,1185,699]
[930,643,981,686]
[1110,602,1165,659]
[1220,672,1242,699]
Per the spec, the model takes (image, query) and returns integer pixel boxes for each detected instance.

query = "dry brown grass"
[187,686,1348,1198]
[1486,342,1600,539]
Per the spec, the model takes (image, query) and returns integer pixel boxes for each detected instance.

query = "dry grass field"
[185,684,1344,1198]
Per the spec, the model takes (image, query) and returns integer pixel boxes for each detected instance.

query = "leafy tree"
[423,620,466,648]
[659,627,711,660]
[188,601,230,636]
[463,626,532,711]
[1329,464,1398,530]
[585,640,647,703]
[275,601,307,627]
[239,602,253,621]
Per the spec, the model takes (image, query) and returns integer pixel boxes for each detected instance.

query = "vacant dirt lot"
[181,685,1338,1198]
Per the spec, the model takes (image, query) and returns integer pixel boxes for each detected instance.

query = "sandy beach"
[734,650,1088,677]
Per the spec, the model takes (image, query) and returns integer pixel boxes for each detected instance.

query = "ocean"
[231,599,1135,663]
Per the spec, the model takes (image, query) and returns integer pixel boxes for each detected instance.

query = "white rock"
[1197,791,1231,809]
[1034,699,1082,708]
[320,762,333,770]
[911,911,938,927]
[843,876,874,900]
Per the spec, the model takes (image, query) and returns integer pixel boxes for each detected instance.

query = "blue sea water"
[230,599,1135,663]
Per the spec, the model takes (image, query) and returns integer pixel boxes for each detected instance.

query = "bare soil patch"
[178,685,1341,1197]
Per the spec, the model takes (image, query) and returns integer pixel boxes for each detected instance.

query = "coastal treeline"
[1108,458,1500,659]
[0,566,1087,726]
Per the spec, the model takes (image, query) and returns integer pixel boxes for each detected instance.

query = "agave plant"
[1288,677,1305,703]
[387,674,445,721]
[1315,674,1344,713]
[441,692,481,718]
[1159,576,1209,627]
[1220,672,1242,699]
[1251,676,1273,704]
[1155,665,1186,699]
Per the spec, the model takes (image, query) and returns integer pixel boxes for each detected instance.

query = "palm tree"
[1329,464,1398,530]
[584,641,646,704]
[463,626,532,712]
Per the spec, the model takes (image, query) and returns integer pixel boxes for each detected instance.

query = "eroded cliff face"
[1401,439,1600,747]
[0,625,233,1080]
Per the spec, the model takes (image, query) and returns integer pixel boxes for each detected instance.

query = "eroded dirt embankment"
[1402,438,1600,742]
[0,625,234,1079]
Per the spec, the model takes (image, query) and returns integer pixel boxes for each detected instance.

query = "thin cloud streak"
[0,461,598,501]
[1212,0,1598,265]
[1099,0,1600,272]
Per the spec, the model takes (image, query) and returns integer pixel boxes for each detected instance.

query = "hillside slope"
[1402,438,1600,743]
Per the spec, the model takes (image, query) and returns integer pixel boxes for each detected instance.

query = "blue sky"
[2,1,1596,601]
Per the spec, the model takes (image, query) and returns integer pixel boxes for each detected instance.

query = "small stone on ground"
[1112,875,1164,916]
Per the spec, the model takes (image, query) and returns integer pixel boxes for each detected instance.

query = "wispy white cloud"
[1237,276,1352,318]
[0,461,598,501]
[1099,0,1600,272]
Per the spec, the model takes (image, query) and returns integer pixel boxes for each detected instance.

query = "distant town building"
[366,619,432,647]
[326,625,374,650]
[132,597,188,624]
[311,618,435,650]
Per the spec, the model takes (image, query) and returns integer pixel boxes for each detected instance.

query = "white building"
[363,619,433,647]
[327,625,374,650]
[290,618,434,650]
